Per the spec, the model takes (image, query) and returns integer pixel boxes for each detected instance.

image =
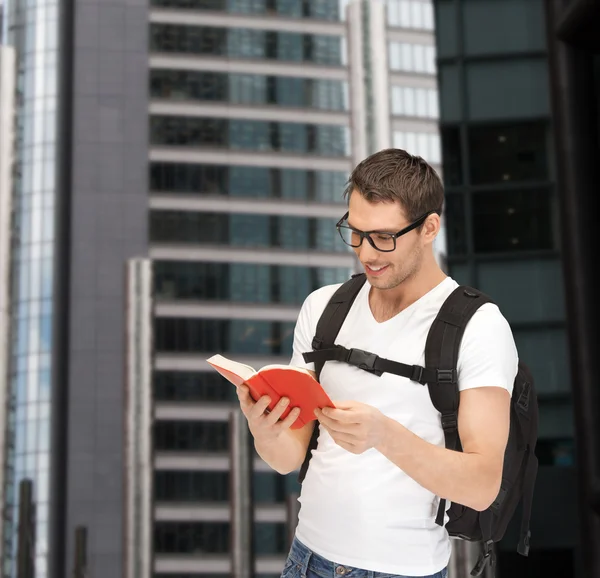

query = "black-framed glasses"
[336,210,439,252]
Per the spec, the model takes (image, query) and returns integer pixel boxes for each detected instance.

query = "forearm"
[254,430,305,475]
[376,416,501,511]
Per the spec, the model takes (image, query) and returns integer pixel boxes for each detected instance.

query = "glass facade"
[148,1,350,569]
[150,70,349,111]
[388,41,437,74]
[434,0,575,574]
[150,24,344,66]
[149,116,350,157]
[2,0,58,575]
[149,0,343,21]
[150,163,348,204]
[154,262,353,303]
[149,211,344,251]
[393,131,441,164]
[154,318,296,355]
[387,0,435,30]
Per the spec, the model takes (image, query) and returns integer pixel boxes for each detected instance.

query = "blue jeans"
[281,537,448,578]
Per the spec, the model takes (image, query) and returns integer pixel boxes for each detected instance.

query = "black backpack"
[299,273,539,576]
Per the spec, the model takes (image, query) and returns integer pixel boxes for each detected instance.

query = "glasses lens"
[337,226,361,247]
[369,233,396,252]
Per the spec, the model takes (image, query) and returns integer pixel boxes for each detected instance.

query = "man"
[236,149,517,578]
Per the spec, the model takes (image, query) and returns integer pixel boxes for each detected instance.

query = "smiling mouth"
[364,264,389,275]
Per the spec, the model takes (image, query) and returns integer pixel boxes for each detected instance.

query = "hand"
[236,385,301,445]
[315,401,386,454]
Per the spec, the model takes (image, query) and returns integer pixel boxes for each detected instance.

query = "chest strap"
[302,344,456,386]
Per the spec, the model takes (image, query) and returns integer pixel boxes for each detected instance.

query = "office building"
[148,2,355,576]
[432,0,599,576]
[0,0,357,576]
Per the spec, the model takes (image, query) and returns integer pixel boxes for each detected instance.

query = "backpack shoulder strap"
[310,273,367,380]
[298,273,366,484]
[426,285,493,524]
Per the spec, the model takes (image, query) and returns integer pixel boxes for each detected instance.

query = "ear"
[421,212,441,245]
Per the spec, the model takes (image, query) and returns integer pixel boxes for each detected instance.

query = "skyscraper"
[432,0,587,576]
[1,1,356,577]
[147,2,355,575]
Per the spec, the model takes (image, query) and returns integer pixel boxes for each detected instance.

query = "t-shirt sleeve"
[290,292,318,372]
[457,303,518,395]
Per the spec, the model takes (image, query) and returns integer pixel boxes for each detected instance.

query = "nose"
[355,237,380,262]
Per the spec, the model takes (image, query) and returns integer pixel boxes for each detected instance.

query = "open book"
[206,354,335,430]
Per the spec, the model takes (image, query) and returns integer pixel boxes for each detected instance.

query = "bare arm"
[316,386,510,511]
[376,387,510,510]
[236,371,316,475]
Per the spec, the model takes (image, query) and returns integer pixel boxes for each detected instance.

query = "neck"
[369,254,447,316]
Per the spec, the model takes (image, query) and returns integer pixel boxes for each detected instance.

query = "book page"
[259,364,313,377]
[206,354,256,384]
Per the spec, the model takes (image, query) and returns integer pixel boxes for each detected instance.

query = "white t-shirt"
[290,277,518,576]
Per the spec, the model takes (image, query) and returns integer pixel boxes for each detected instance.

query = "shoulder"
[299,282,344,320]
[456,296,519,395]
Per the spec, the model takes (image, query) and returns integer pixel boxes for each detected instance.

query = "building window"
[443,193,467,256]
[468,122,549,185]
[387,0,435,30]
[154,318,296,355]
[390,86,438,118]
[149,0,341,20]
[471,188,555,253]
[154,420,230,452]
[150,24,343,65]
[153,261,352,304]
[149,211,344,252]
[154,522,230,553]
[388,42,436,74]
[154,522,288,554]
[393,131,441,164]
[149,164,348,204]
[154,371,237,402]
[440,127,462,187]
[154,471,297,503]
[149,116,350,157]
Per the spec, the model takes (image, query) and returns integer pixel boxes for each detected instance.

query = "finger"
[278,406,302,430]
[320,407,361,424]
[237,386,254,413]
[248,395,272,420]
[264,397,291,426]
[316,411,355,434]
[334,438,359,454]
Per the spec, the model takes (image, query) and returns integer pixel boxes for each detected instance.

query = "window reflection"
[149,211,343,251]
[154,318,296,355]
[150,163,348,204]
[468,122,549,185]
[154,371,237,402]
[154,262,351,303]
[150,0,341,20]
[471,188,555,253]
[154,522,288,554]
[150,70,348,111]
[154,420,230,451]
[154,470,295,503]
[149,116,350,157]
[150,24,343,66]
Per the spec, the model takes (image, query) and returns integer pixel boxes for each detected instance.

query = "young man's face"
[346,192,429,291]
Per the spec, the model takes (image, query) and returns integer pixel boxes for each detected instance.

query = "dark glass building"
[434,0,600,576]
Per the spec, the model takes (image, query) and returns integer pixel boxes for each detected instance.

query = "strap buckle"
[410,365,425,383]
[437,369,457,384]
[441,413,458,431]
[347,348,379,372]
[311,336,324,350]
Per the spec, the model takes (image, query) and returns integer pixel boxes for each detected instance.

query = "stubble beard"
[368,242,423,291]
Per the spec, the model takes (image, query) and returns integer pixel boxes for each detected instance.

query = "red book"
[206,354,335,429]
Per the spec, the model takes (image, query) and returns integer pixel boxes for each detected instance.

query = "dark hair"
[343,148,444,221]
